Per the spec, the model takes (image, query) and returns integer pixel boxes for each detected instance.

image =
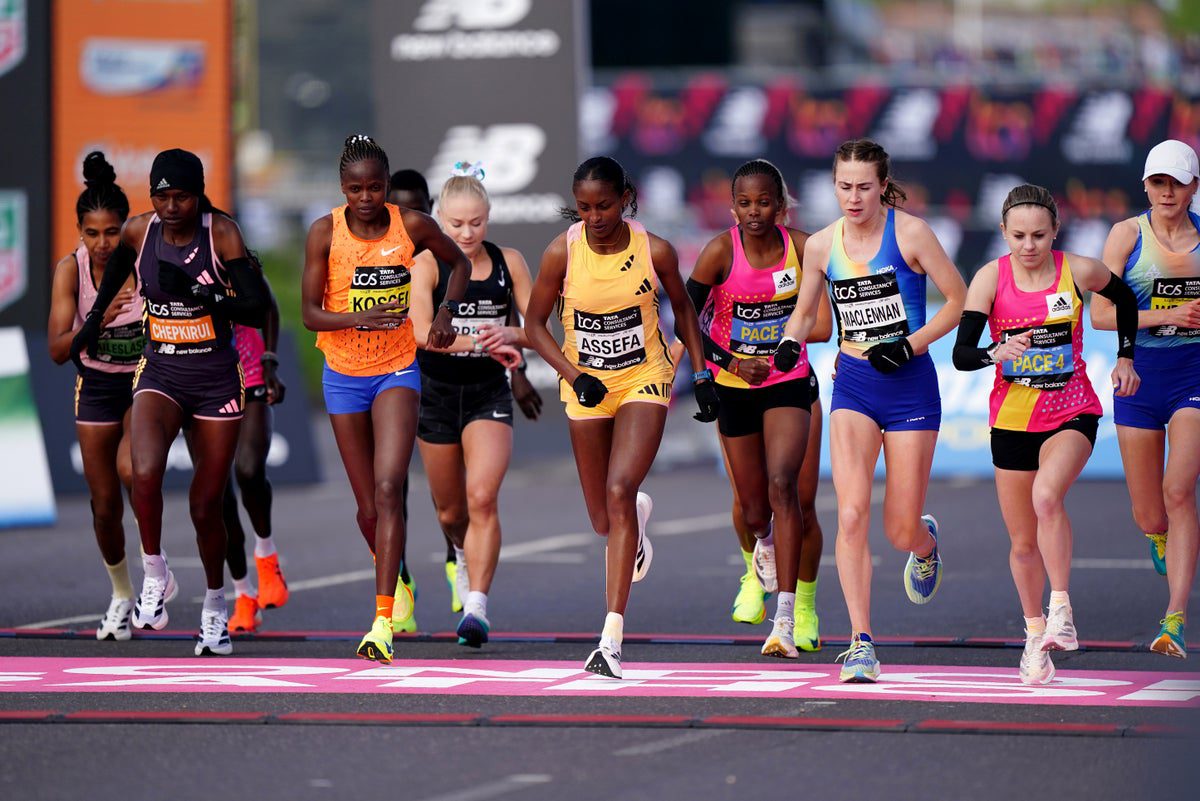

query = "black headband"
[149,149,204,197]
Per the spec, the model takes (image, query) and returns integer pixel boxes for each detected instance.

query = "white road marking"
[413,774,551,801]
[614,728,729,757]
[1071,558,1154,569]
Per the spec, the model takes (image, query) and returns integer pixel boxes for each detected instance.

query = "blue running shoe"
[903,514,943,605]
[456,609,490,649]
[837,633,880,683]
[1146,532,1167,577]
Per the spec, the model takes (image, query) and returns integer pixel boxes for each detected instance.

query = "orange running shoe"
[256,553,290,609]
[228,594,262,633]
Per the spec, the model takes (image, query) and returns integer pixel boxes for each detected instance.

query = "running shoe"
[903,514,943,605]
[132,569,178,630]
[455,555,470,611]
[392,574,417,634]
[356,615,394,664]
[446,560,463,613]
[794,606,821,652]
[633,491,654,582]
[96,596,133,641]
[731,566,766,625]
[1146,532,1168,577]
[228,593,262,634]
[752,535,778,594]
[255,553,290,609]
[1019,630,1055,685]
[761,616,799,659]
[456,608,491,649]
[194,607,233,656]
[1042,604,1078,651]
[1150,612,1186,659]
[584,644,623,679]
[837,633,881,683]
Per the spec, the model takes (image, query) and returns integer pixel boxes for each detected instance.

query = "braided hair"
[732,159,788,210]
[560,156,638,221]
[75,152,129,224]
[833,138,907,208]
[339,134,390,180]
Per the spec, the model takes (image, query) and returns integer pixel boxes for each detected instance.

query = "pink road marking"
[0,658,1195,708]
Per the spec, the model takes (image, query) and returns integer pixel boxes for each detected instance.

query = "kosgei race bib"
[350,265,411,315]
[574,306,646,370]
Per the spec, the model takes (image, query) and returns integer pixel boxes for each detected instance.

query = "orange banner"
[52,0,231,260]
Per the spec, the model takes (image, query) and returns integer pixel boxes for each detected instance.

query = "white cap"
[1142,139,1200,184]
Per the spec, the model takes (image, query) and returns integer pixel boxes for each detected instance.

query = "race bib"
[146,299,217,355]
[349,265,411,315]
[730,298,795,356]
[575,306,646,371]
[95,320,146,365]
[1148,277,1200,338]
[450,298,509,358]
[831,273,909,344]
[1001,323,1073,390]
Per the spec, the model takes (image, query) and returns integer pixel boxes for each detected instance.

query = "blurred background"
[2,0,1199,524]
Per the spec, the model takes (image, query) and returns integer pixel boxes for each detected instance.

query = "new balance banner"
[369,0,583,265]
[51,0,233,260]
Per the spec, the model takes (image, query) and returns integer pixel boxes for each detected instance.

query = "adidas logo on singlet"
[1050,296,1071,313]
[778,273,795,287]
[155,178,170,190]
[634,278,653,296]
[621,255,635,271]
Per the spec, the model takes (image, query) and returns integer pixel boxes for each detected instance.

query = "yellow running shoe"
[794,606,821,652]
[392,574,417,634]
[731,566,766,625]
[357,616,394,664]
[445,560,463,613]
[1146,532,1168,577]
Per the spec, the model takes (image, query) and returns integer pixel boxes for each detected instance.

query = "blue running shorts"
[323,362,421,415]
[831,351,941,432]
[1114,345,1200,430]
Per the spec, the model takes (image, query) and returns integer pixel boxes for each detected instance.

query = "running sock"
[375,594,394,621]
[454,545,466,566]
[757,529,774,547]
[599,611,624,651]
[796,578,817,611]
[775,591,796,624]
[465,591,488,616]
[105,557,135,600]
[399,558,411,585]
[203,588,226,613]
[142,553,167,580]
[253,535,277,559]
[232,577,255,599]
[1049,590,1070,610]
[1024,615,1047,635]
[740,549,754,573]
[856,632,873,643]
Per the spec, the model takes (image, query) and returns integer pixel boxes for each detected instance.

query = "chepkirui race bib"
[574,306,646,370]
[831,273,909,344]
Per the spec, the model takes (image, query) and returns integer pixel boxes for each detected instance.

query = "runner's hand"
[736,357,771,386]
[102,287,137,326]
[773,337,802,372]
[572,373,608,407]
[264,363,287,405]
[488,344,522,369]
[512,369,543,420]
[991,332,1031,363]
[354,301,405,331]
[864,337,914,374]
[1111,357,1140,398]
[476,324,517,351]
[693,377,720,423]
[1164,299,1200,329]
[69,311,103,373]
[157,261,207,301]
[429,305,455,348]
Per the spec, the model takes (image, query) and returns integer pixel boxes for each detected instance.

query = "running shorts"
[714,376,811,438]
[133,358,244,421]
[418,374,513,444]
[1113,346,1200,430]
[75,368,135,425]
[990,414,1099,472]
[322,362,421,415]
[830,351,941,432]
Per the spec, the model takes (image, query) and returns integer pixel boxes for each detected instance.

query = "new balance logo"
[621,255,635,271]
[634,278,653,296]
[636,383,670,398]
[155,178,170,190]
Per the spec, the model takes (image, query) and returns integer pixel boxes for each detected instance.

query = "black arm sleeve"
[1095,271,1138,359]
[200,257,269,327]
[952,310,995,371]
[85,242,136,322]
[682,278,736,369]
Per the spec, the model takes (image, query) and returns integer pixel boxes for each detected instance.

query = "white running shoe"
[194,607,233,656]
[584,644,623,679]
[753,535,778,594]
[633,491,654,582]
[760,616,799,659]
[1019,630,1056,685]
[1043,605,1078,651]
[455,554,470,610]
[132,570,178,631]
[96,596,133,641]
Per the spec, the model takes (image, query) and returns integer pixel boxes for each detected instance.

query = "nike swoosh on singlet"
[381,246,403,256]
[492,411,510,418]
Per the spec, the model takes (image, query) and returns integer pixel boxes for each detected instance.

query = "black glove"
[864,337,914,374]
[69,311,103,373]
[572,373,608,407]
[773,337,802,373]
[157,261,210,302]
[693,377,720,423]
